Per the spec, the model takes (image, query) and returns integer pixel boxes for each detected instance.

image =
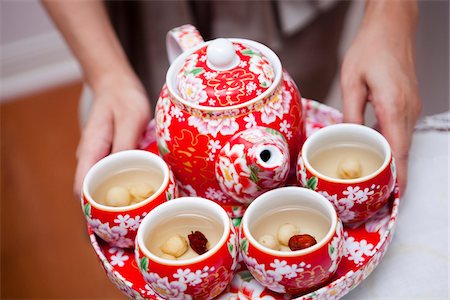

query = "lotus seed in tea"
[310,144,383,180]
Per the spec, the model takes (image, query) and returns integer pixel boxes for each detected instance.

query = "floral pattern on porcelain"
[157,75,304,216]
[135,221,237,300]
[176,43,274,108]
[216,127,290,203]
[239,218,344,295]
[296,156,395,224]
[81,168,177,248]
[88,100,401,300]
[168,25,204,53]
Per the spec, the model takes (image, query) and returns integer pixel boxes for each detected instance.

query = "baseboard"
[0,31,82,102]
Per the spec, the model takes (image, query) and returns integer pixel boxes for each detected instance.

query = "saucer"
[88,99,399,299]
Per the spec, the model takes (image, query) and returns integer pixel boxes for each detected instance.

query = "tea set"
[81,25,397,299]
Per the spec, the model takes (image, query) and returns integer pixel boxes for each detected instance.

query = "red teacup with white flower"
[240,187,344,295]
[135,197,239,299]
[297,123,396,224]
[82,150,177,248]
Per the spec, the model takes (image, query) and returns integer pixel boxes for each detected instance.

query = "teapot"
[155,25,306,217]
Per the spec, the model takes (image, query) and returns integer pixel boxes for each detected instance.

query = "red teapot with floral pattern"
[155,25,306,217]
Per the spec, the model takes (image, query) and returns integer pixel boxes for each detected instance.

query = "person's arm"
[341,0,421,194]
[43,0,151,197]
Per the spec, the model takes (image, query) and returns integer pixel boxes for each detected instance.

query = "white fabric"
[345,122,449,299]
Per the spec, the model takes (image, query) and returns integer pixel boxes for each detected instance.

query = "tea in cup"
[82,150,177,248]
[297,123,396,224]
[240,186,344,295]
[135,197,238,299]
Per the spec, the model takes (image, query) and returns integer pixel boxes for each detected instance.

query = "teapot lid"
[176,38,275,108]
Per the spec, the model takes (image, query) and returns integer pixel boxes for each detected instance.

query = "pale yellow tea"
[251,207,330,252]
[147,214,223,260]
[93,168,163,207]
[309,144,384,180]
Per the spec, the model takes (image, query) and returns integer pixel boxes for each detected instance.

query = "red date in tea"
[188,231,208,255]
[288,234,317,251]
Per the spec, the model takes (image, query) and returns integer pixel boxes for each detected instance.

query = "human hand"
[340,1,421,194]
[74,74,151,197]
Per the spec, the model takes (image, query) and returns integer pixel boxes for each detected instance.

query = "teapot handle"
[166,24,204,64]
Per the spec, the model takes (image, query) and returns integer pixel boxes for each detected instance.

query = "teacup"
[82,150,177,248]
[297,123,396,224]
[135,197,239,299]
[240,186,344,295]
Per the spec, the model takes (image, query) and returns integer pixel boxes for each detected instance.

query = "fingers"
[111,111,148,153]
[379,116,410,195]
[341,73,368,125]
[74,107,113,198]
[371,89,416,195]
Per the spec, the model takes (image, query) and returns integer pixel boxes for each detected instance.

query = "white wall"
[0,0,81,102]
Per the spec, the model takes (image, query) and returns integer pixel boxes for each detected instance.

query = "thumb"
[74,111,113,199]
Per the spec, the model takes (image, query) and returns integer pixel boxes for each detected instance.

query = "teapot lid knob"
[207,38,240,70]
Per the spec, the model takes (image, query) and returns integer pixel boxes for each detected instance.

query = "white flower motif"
[259,87,291,124]
[109,248,129,267]
[256,89,262,96]
[173,268,191,283]
[286,130,293,140]
[208,139,221,153]
[358,239,375,256]
[170,105,184,121]
[249,55,274,88]
[319,190,358,223]
[216,143,259,202]
[126,215,142,231]
[239,60,247,68]
[188,115,239,138]
[140,284,157,297]
[173,267,213,287]
[246,81,257,94]
[270,259,311,279]
[343,186,361,200]
[251,263,285,293]
[283,264,304,279]
[270,259,289,275]
[234,44,243,52]
[178,73,208,105]
[114,214,131,227]
[208,98,216,106]
[155,94,173,153]
[355,187,375,203]
[299,262,312,269]
[279,120,290,133]
[342,186,374,204]
[206,152,215,162]
[88,217,134,248]
[344,237,374,265]
[204,71,217,80]
[244,113,257,129]
[187,268,213,286]
[199,55,207,62]
[143,272,189,299]
[205,187,226,201]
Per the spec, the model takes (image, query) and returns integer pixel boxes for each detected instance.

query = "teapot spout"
[215,127,290,204]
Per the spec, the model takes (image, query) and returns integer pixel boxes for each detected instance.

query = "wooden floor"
[1,83,126,299]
